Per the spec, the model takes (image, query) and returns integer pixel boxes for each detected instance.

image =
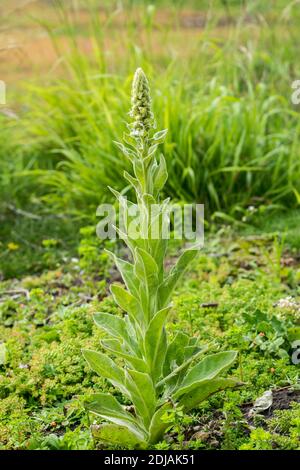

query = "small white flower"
[276,296,300,311]
[19,363,29,369]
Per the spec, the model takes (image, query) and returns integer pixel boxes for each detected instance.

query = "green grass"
[23,60,300,219]
[239,208,300,251]
[0,210,81,279]
[1,0,300,223]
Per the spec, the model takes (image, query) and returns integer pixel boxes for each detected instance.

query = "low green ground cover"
[1,226,299,450]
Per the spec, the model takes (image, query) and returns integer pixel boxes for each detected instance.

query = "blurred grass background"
[1,0,300,277]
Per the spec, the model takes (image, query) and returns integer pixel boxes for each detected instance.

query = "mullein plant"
[82,68,240,448]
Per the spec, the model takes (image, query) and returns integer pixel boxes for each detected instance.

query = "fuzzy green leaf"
[101,339,148,373]
[152,129,168,142]
[173,351,238,399]
[84,393,146,440]
[158,248,198,308]
[124,171,141,195]
[163,332,190,377]
[133,160,145,187]
[179,378,241,411]
[110,284,142,325]
[153,154,168,194]
[113,141,137,162]
[82,349,126,394]
[125,370,156,428]
[148,402,173,445]
[144,306,171,382]
[105,251,140,298]
[92,423,146,449]
[135,248,159,295]
[94,312,137,352]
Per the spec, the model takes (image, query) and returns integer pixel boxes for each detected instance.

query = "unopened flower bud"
[129,67,154,137]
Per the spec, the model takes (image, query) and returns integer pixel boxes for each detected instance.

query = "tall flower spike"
[82,69,239,449]
[129,67,154,138]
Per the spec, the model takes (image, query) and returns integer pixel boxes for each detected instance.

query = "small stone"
[210,439,219,448]
[192,425,201,431]
[191,431,210,441]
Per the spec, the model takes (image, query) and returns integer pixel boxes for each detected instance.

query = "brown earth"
[0,1,258,85]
